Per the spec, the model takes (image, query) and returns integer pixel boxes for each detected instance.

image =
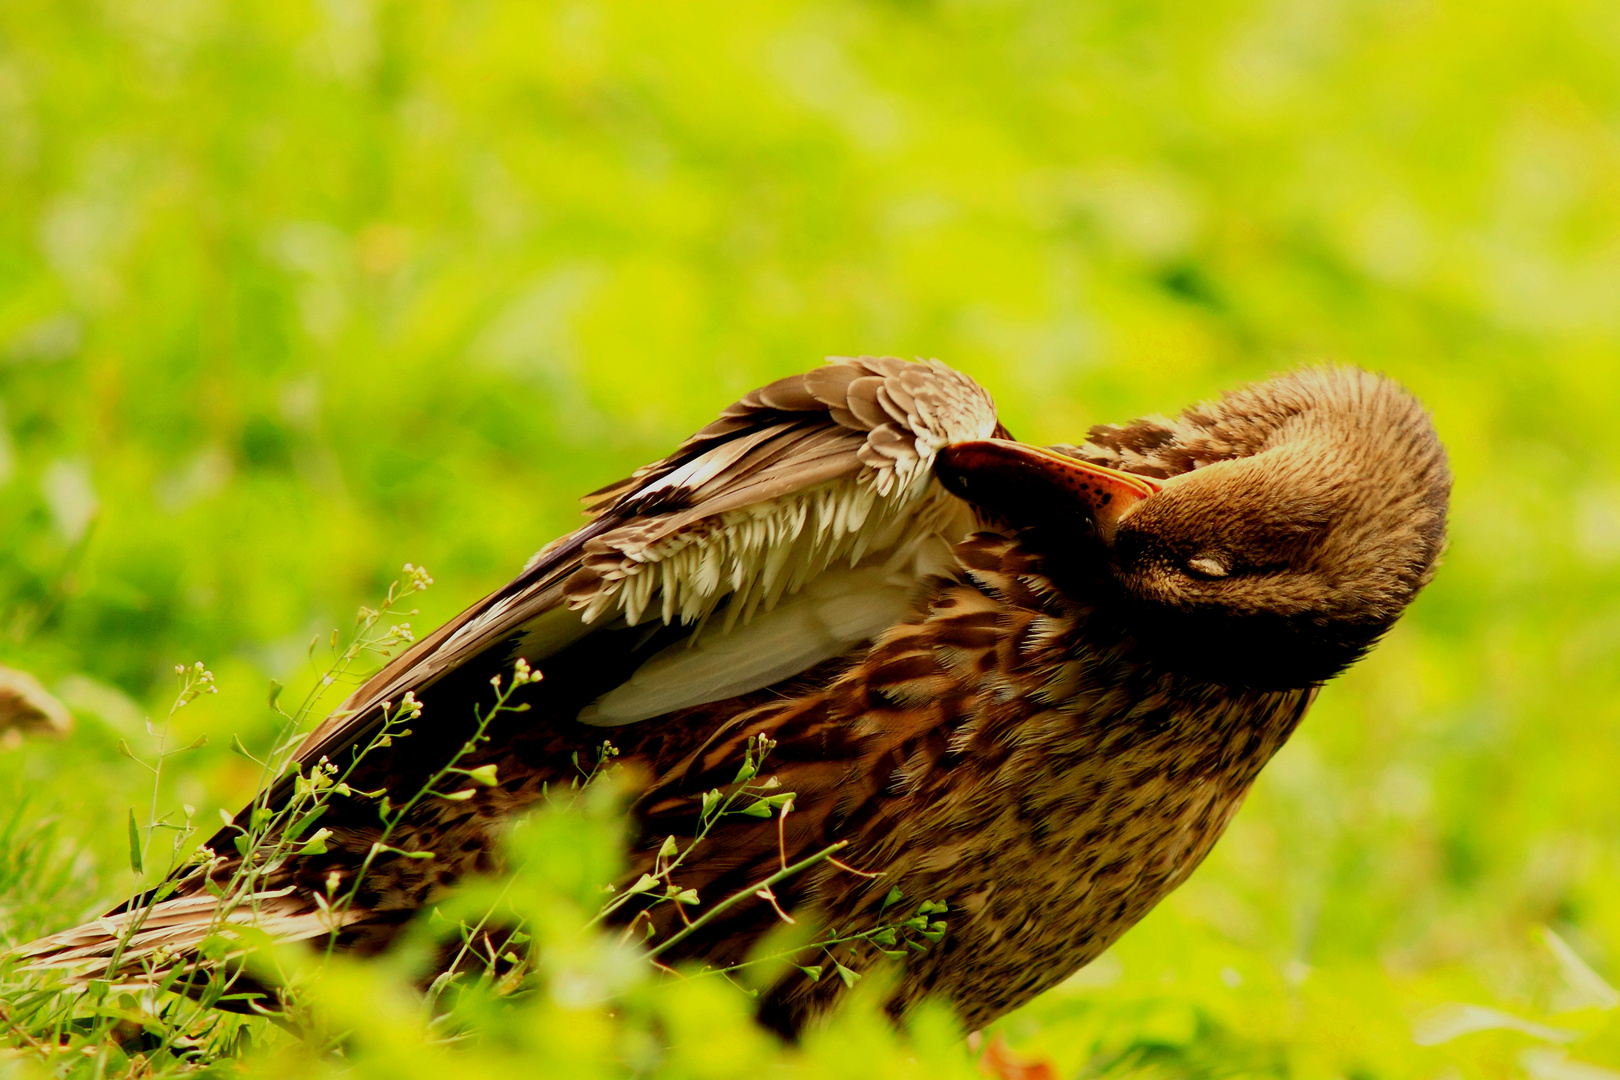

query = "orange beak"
[935,439,1163,538]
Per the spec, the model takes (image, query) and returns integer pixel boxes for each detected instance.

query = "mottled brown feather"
[16,360,1448,1045]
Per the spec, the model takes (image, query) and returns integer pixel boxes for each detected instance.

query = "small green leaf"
[798,965,824,982]
[440,788,476,802]
[658,835,680,859]
[267,679,284,709]
[465,764,499,787]
[126,809,143,875]
[674,888,700,905]
[229,734,259,762]
[700,789,722,816]
[115,739,137,762]
[880,886,904,912]
[738,800,773,818]
[286,806,327,841]
[626,874,659,895]
[297,828,332,856]
[835,963,860,988]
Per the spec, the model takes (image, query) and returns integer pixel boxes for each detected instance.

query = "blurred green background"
[3,0,1620,1075]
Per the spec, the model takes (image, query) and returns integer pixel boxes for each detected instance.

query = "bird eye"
[1184,555,1230,580]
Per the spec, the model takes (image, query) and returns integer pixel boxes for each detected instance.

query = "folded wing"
[289,356,1002,773]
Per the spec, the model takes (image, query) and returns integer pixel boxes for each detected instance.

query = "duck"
[20,356,1450,1037]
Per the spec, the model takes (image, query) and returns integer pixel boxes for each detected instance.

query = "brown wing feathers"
[166,356,993,899]
[287,358,985,768]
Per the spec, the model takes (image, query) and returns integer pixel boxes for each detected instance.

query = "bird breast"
[633,530,1315,1032]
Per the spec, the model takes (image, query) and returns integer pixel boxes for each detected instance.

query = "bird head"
[935,368,1451,689]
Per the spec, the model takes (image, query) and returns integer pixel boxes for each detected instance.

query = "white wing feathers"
[560,358,997,633]
[298,356,998,758]
[577,566,921,726]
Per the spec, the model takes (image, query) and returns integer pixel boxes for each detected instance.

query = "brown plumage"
[18,357,1449,1036]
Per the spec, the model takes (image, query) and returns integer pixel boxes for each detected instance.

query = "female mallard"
[23,358,1450,1035]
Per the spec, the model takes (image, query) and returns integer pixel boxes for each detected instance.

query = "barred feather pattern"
[580,532,1316,1033]
[14,531,1309,1034]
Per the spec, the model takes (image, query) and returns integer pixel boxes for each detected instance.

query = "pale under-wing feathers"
[578,566,922,726]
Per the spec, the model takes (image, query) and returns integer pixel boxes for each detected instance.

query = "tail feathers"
[14,888,350,982]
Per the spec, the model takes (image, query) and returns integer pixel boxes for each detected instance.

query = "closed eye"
[1184,555,1230,580]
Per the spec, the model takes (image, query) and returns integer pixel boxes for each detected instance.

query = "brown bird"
[21,357,1449,1036]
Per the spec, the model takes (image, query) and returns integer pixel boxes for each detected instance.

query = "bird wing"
[289,356,1001,771]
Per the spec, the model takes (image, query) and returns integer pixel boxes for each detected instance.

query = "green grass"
[3,0,1620,1075]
